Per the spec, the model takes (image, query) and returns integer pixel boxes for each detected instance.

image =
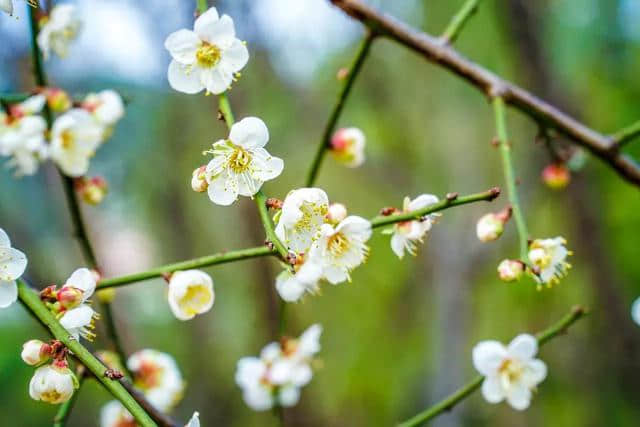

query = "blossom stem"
[492,96,529,260]
[397,305,586,427]
[97,245,276,288]
[16,280,158,427]
[218,92,235,126]
[255,190,290,259]
[195,0,209,14]
[439,0,482,45]
[370,187,500,228]
[305,31,376,186]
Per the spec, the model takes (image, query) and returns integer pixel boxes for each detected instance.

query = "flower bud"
[476,207,511,242]
[29,364,77,404]
[191,166,208,193]
[44,88,72,112]
[326,203,347,224]
[497,259,524,282]
[167,270,214,321]
[57,286,84,310]
[97,288,116,303]
[336,67,349,80]
[330,127,366,168]
[542,163,570,190]
[21,340,50,366]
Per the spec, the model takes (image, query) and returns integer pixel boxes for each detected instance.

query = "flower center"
[196,42,222,68]
[498,358,523,387]
[60,130,75,149]
[41,390,63,402]
[529,247,552,269]
[179,284,212,315]
[228,145,252,173]
[327,232,350,257]
[135,361,163,390]
[294,203,327,233]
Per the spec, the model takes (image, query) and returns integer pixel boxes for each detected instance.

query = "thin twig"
[439,0,482,45]
[612,119,640,148]
[328,0,640,187]
[397,306,587,427]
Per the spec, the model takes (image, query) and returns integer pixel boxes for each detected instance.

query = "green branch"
[255,190,290,259]
[305,32,376,186]
[612,119,640,147]
[17,281,157,427]
[397,306,587,427]
[492,96,529,260]
[440,0,482,45]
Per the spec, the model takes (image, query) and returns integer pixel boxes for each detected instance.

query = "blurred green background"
[1,0,639,426]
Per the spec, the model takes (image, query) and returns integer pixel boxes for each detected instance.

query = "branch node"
[104,369,124,380]
[445,192,459,201]
[487,187,501,201]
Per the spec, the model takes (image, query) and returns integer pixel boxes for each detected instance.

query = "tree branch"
[397,305,587,427]
[612,119,640,148]
[328,0,640,187]
[439,0,482,45]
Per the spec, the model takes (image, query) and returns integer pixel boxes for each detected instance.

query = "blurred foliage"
[1,0,639,426]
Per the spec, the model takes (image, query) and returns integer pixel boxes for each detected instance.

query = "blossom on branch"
[21,339,50,366]
[29,363,78,404]
[473,334,547,410]
[82,90,125,129]
[476,206,511,242]
[203,117,283,205]
[127,349,185,412]
[50,109,103,177]
[100,400,135,427]
[37,4,81,60]
[275,256,322,302]
[167,269,215,321]
[528,237,572,287]
[165,6,249,95]
[631,297,640,327]
[275,188,329,253]
[330,127,366,167]
[56,268,99,341]
[382,194,440,259]
[0,227,28,308]
[497,259,524,282]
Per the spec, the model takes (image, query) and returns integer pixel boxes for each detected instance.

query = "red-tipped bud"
[497,259,525,282]
[21,340,51,366]
[542,163,570,190]
[191,166,208,193]
[76,176,108,205]
[44,88,72,112]
[56,286,84,310]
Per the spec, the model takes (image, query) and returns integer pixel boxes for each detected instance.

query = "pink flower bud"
[44,88,72,112]
[76,176,108,205]
[191,166,208,192]
[21,340,51,366]
[476,207,511,242]
[56,286,84,310]
[330,127,366,168]
[542,163,570,190]
[326,203,347,224]
[497,259,524,282]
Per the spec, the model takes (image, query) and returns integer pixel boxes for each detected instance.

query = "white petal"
[167,60,204,94]
[0,280,18,308]
[250,148,283,181]
[65,268,96,298]
[506,384,532,410]
[298,324,322,357]
[243,386,274,411]
[632,297,640,326]
[481,375,505,404]
[1,0,13,15]
[472,340,507,376]
[221,38,249,71]
[507,334,538,361]
[390,233,406,259]
[207,172,239,205]
[278,385,300,407]
[59,304,94,329]
[322,264,348,285]
[260,342,282,363]
[193,7,220,39]
[337,216,372,241]
[523,359,547,386]
[237,172,262,197]
[290,364,312,387]
[275,271,306,302]
[164,29,199,64]
[0,246,27,281]
[185,412,200,427]
[235,357,265,388]
[408,194,439,211]
[229,117,269,149]
[0,228,10,247]
[201,66,233,95]
[198,14,236,46]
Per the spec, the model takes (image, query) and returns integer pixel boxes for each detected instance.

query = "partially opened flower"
[29,364,78,404]
[330,127,365,167]
[0,227,28,308]
[203,117,283,205]
[21,339,51,366]
[308,216,371,284]
[275,257,322,302]
[0,101,48,176]
[128,349,185,412]
[57,268,99,340]
[386,194,440,259]
[472,334,547,410]
[100,400,135,427]
[50,109,104,177]
[497,259,524,282]
[164,6,249,94]
[275,188,329,253]
[528,237,572,287]
[167,269,215,320]
[37,4,81,59]
[82,90,125,127]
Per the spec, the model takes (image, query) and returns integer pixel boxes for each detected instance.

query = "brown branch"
[328,0,640,187]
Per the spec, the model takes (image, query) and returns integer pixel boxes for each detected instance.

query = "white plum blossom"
[29,364,77,404]
[386,194,440,259]
[275,258,322,302]
[128,349,185,412]
[330,127,366,167]
[185,412,200,427]
[82,90,125,127]
[21,339,50,366]
[631,297,640,327]
[473,334,547,410]
[275,188,329,253]
[528,237,572,287]
[50,109,104,177]
[164,6,249,94]
[0,227,28,308]
[167,269,215,321]
[204,117,283,205]
[57,268,98,340]
[100,400,134,427]
[235,324,322,411]
[37,4,81,59]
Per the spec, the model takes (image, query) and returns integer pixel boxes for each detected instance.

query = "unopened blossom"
[0,227,28,308]
[275,257,322,302]
[330,127,365,167]
[308,216,372,284]
[476,207,511,242]
[167,270,215,321]
[203,117,283,205]
[326,202,347,224]
[21,339,50,366]
[50,109,104,177]
[44,88,72,112]
[275,188,329,253]
[497,259,524,282]
[473,334,547,410]
[100,400,135,427]
[37,4,81,59]
[386,194,440,259]
[185,412,200,427]
[542,163,570,190]
[528,237,572,287]
[82,90,125,127]
[191,165,208,192]
[235,324,322,411]
[75,176,108,205]
[128,349,185,412]
[631,297,640,327]
[164,6,249,94]
[29,364,77,404]
[57,268,99,340]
